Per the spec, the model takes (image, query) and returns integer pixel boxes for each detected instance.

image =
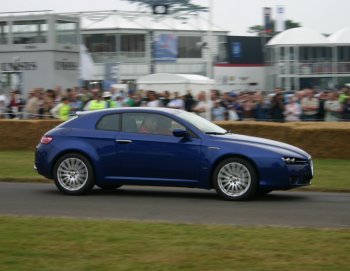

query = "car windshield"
[177,111,228,135]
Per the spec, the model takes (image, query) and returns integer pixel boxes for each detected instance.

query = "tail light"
[40,135,53,145]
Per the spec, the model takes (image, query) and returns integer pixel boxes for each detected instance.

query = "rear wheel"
[213,157,258,200]
[53,153,95,195]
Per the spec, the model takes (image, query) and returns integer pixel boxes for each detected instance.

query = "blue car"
[35,107,313,200]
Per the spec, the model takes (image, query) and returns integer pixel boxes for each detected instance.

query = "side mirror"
[172,128,190,138]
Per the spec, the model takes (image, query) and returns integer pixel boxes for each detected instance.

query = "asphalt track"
[0,182,349,228]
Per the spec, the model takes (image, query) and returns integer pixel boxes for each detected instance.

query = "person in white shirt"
[284,96,302,122]
[192,91,209,118]
[146,91,160,107]
[167,92,184,109]
[324,92,342,122]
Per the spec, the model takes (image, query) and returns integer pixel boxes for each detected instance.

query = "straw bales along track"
[1,120,350,158]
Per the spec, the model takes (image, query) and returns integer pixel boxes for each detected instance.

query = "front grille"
[290,176,311,185]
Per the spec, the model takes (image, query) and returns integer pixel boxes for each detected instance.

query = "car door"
[110,112,202,186]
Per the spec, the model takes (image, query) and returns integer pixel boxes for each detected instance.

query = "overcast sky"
[1,0,349,35]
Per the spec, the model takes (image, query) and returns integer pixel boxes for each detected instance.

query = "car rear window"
[96,114,121,131]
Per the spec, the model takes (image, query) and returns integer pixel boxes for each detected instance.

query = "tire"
[53,153,95,195]
[213,157,258,201]
[96,184,123,190]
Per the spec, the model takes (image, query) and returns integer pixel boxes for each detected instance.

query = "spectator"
[146,91,161,107]
[0,99,6,119]
[255,91,270,121]
[24,89,40,119]
[284,96,302,122]
[270,93,285,122]
[301,88,319,121]
[159,91,170,107]
[103,91,116,108]
[69,89,84,114]
[317,91,329,121]
[167,92,184,109]
[324,92,342,122]
[242,93,256,120]
[85,91,105,111]
[184,90,196,112]
[192,91,209,119]
[124,90,137,107]
[7,90,24,119]
[50,97,71,121]
[211,100,226,121]
[342,96,350,121]
[339,86,349,103]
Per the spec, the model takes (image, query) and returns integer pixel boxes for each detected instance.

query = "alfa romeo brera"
[35,107,313,200]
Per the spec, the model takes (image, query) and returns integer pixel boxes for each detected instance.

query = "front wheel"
[53,153,95,195]
[213,158,258,200]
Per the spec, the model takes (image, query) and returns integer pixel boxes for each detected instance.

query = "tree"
[122,0,208,15]
[248,19,302,36]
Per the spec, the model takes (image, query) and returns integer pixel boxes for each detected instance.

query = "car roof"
[76,107,184,117]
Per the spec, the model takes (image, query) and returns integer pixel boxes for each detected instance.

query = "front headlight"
[282,157,307,165]
[310,159,314,177]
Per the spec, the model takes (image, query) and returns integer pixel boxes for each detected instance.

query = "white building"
[266,27,350,90]
[0,10,228,95]
[79,10,228,86]
[0,13,80,94]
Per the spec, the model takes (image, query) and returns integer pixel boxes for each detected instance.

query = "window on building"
[121,34,145,57]
[56,21,78,45]
[84,34,116,52]
[0,22,8,44]
[12,20,47,44]
[178,36,201,58]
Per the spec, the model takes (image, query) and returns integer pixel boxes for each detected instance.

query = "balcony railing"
[272,61,350,75]
[91,51,146,63]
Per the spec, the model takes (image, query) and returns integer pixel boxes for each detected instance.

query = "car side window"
[122,113,188,136]
[96,114,121,131]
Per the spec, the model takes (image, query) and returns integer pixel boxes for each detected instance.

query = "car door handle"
[116,139,133,144]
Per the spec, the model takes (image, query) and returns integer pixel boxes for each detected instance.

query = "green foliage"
[123,0,208,14]
[248,19,302,36]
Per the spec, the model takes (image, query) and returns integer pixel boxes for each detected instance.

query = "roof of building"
[328,27,350,44]
[137,73,215,84]
[79,10,227,33]
[267,27,330,46]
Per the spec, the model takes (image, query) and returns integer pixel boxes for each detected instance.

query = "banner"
[154,34,177,62]
[275,5,285,32]
[105,63,119,82]
[232,42,242,58]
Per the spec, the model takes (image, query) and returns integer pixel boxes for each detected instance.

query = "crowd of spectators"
[0,85,350,122]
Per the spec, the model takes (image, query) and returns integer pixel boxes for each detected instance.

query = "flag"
[263,7,273,34]
[79,44,96,80]
[275,5,285,32]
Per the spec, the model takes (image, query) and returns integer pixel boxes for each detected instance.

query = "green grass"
[0,216,349,271]
[0,151,349,191]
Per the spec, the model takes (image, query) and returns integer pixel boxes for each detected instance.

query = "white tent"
[136,73,215,95]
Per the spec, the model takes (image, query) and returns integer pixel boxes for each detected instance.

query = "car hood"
[212,133,311,159]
